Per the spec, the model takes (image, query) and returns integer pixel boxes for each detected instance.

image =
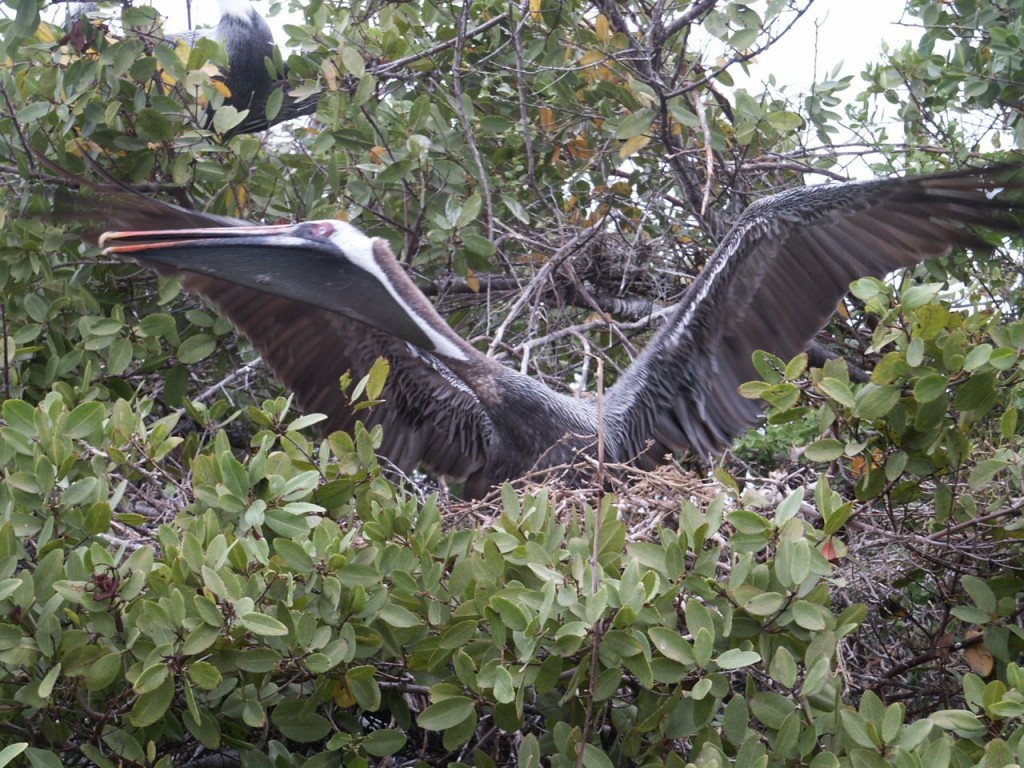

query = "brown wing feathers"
[54,160,1024,491]
[610,165,1024,461]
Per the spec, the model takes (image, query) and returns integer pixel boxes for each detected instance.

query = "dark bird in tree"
[88,165,1023,497]
[171,0,318,136]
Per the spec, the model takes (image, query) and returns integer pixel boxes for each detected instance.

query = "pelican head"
[100,221,470,361]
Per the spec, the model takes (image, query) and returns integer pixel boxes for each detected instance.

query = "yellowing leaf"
[370,146,387,163]
[66,139,101,157]
[579,49,614,83]
[619,134,651,159]
[228,185,248,218]
[173,40,191,63]
[212,79,232,98]
[595,14,611,42]
[332,680,357,708]
[466,268,480,293]
[322,59,341,91]
[529,0,543,22]
[366,357,391,401]
[37,22,58,44]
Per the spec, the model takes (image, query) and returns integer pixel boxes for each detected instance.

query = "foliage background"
[0,0,1022,765]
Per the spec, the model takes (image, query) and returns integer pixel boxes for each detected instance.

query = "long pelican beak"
[100,223,439,352]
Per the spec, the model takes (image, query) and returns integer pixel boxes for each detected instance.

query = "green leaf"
[130,676,175,727]
[265,86,283,121]
[37,664,61,699]
[792,601,828,630]
[648,626,695,665]
[770,647,798,688]
[804,439,844,462]
[457,193,484,229]
[140,313,177,338]
[963,343,992,371]
[489,595,529,631]
[183,707,221,750]
[581,744,614,768]
[614,109,654,139]
[86,653,123,691]
[363,729,407,757]
[840,708,876,749]
[235,648,282,672]
[954,371,997,414]
[783,353,809,379]
[378,603,420,628]
[913,374,947,403]
[0,744,27,768]
[853,384,900,420]
[177,334,216,365]
[3,399,37,437]
[418,696,476,731]
[239,613,289,636]
[961,575,996,614]
[11,0,40,38]
[187,661,222,691]
[136,108,175,141]
[347,667,382,710]
[765,111,804,132]
[213,104,246,134]
[492,665,515,703]
[133,663,168,694]
[742,591,786,616]
[969,459,1009,489]
[340,46,366,77]
[881,702,904,743]
[761,382,801,409]
[271,699,332,742]
[273,539,315,572]
[287,413,327,432]
[818,377,856,408]
[716,649,761,669]
[929,709,985,733]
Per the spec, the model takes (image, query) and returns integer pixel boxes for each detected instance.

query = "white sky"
[752,0,915,91]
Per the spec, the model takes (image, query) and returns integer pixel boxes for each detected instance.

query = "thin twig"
[451,0,497,244]
[487,225,605,355]
[371,14,508,75]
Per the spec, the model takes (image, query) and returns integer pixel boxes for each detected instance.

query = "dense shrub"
[1,0,1023,765]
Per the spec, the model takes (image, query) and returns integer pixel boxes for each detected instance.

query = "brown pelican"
[171,0,318,136]
[92,165,1023,497]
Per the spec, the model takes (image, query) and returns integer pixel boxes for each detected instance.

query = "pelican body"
[172,0,315,135]
[95,165,1024,497]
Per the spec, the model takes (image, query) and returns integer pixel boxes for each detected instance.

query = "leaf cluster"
[1,390,1021,766]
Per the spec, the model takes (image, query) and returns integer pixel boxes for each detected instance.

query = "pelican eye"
[310,222,334,238]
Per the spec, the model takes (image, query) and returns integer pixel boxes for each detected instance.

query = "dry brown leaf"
[539,107,556,132]
[964,630,995,676]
